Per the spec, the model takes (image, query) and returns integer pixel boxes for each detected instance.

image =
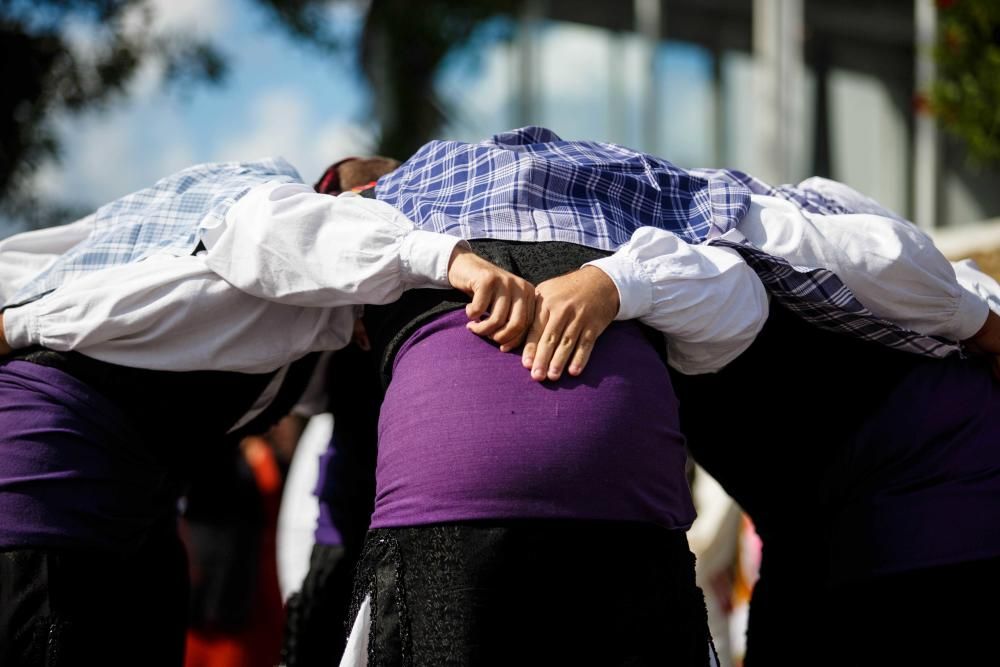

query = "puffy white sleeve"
[0,214,95,305]
[2,254,355,373]
[953,258,1000,317]
[740,195,988,341]
[586,226,769,374]
[203,182,464,307]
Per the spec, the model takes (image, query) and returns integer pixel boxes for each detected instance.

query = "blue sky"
[12,0,721,237]
[32,0,374,209]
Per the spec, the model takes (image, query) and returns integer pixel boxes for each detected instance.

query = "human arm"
[739,195,989,341]
[0,214,96,305]
[203,182,463,307]
[1,183,533,369]
[0,311,10,356]
[0,254,356,372]
[952,258,1000,377]
[203,181,533,348]
[523,226,769,380]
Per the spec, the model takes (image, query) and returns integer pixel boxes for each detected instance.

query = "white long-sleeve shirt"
[2,183,992,376]
[590,194,990,373]
[2,183,461,373]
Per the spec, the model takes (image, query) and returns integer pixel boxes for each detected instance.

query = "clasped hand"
[447,246,620,381]
[0,249,622,382]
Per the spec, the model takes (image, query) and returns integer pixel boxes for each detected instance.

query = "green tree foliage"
[0,0,520,227]
[0,0,225,225]
[931,1,1000,165]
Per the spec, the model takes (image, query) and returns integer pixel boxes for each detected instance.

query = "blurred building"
[414,0,1000,235]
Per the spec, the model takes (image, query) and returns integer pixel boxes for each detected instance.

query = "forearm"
[742,195,987,340]
[203,183,462,308]
[1,256,356,372]
[587,226,768,374]
[0,311,10,356]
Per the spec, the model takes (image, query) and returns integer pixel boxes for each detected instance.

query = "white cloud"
[306,120,377,173]
[214,88,375,181]
[32,96,200,209]
[150,0,229,35]
[115,0,231,100]
[62,113,157,202]
[215,90,310,161]
[121,0,229,39]
[58,0,231,106]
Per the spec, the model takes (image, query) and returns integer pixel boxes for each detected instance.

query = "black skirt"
[347,520,717,666]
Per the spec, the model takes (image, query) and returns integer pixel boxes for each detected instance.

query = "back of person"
[672,299,1000,666]
[373,308,692,531]
[344,240,717,666]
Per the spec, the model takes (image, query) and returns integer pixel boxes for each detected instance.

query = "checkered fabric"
[714,240,960,358]
[378,127,961,359]
[375,126,753,249]
[8,158,302,308]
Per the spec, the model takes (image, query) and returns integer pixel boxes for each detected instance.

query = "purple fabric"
[831,357,1000,581]
[313,446,343,546]
[370,310,694,530]
[0,360,175,551]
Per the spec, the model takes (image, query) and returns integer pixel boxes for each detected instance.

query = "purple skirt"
[0,360,175,552]
[371,310,694,530]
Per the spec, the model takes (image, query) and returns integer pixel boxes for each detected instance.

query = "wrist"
[578,265,620,319]
[445,242,476,290]
[0,311,10,356]
[967,310,1000,356]
[583,256,642,320]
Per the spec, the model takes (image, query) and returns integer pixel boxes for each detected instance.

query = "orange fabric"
[184,437,285,667]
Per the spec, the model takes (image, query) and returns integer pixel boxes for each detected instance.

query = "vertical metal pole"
[635,0,662,153]
[778,0,804,180]
[712,48,725,166]
[516,0,543,127]
[914,0,939,230]
[753,0,781,183]
[609,31,626,145]
[753,0,803,183]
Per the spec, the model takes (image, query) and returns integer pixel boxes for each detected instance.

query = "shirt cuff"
[955,285,991,341]
[2,304,36,349]
[399,230,466,285]
[585,253,652,321]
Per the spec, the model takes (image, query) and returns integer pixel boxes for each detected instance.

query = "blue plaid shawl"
[377,127,960,359]
[8,158,302,308]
